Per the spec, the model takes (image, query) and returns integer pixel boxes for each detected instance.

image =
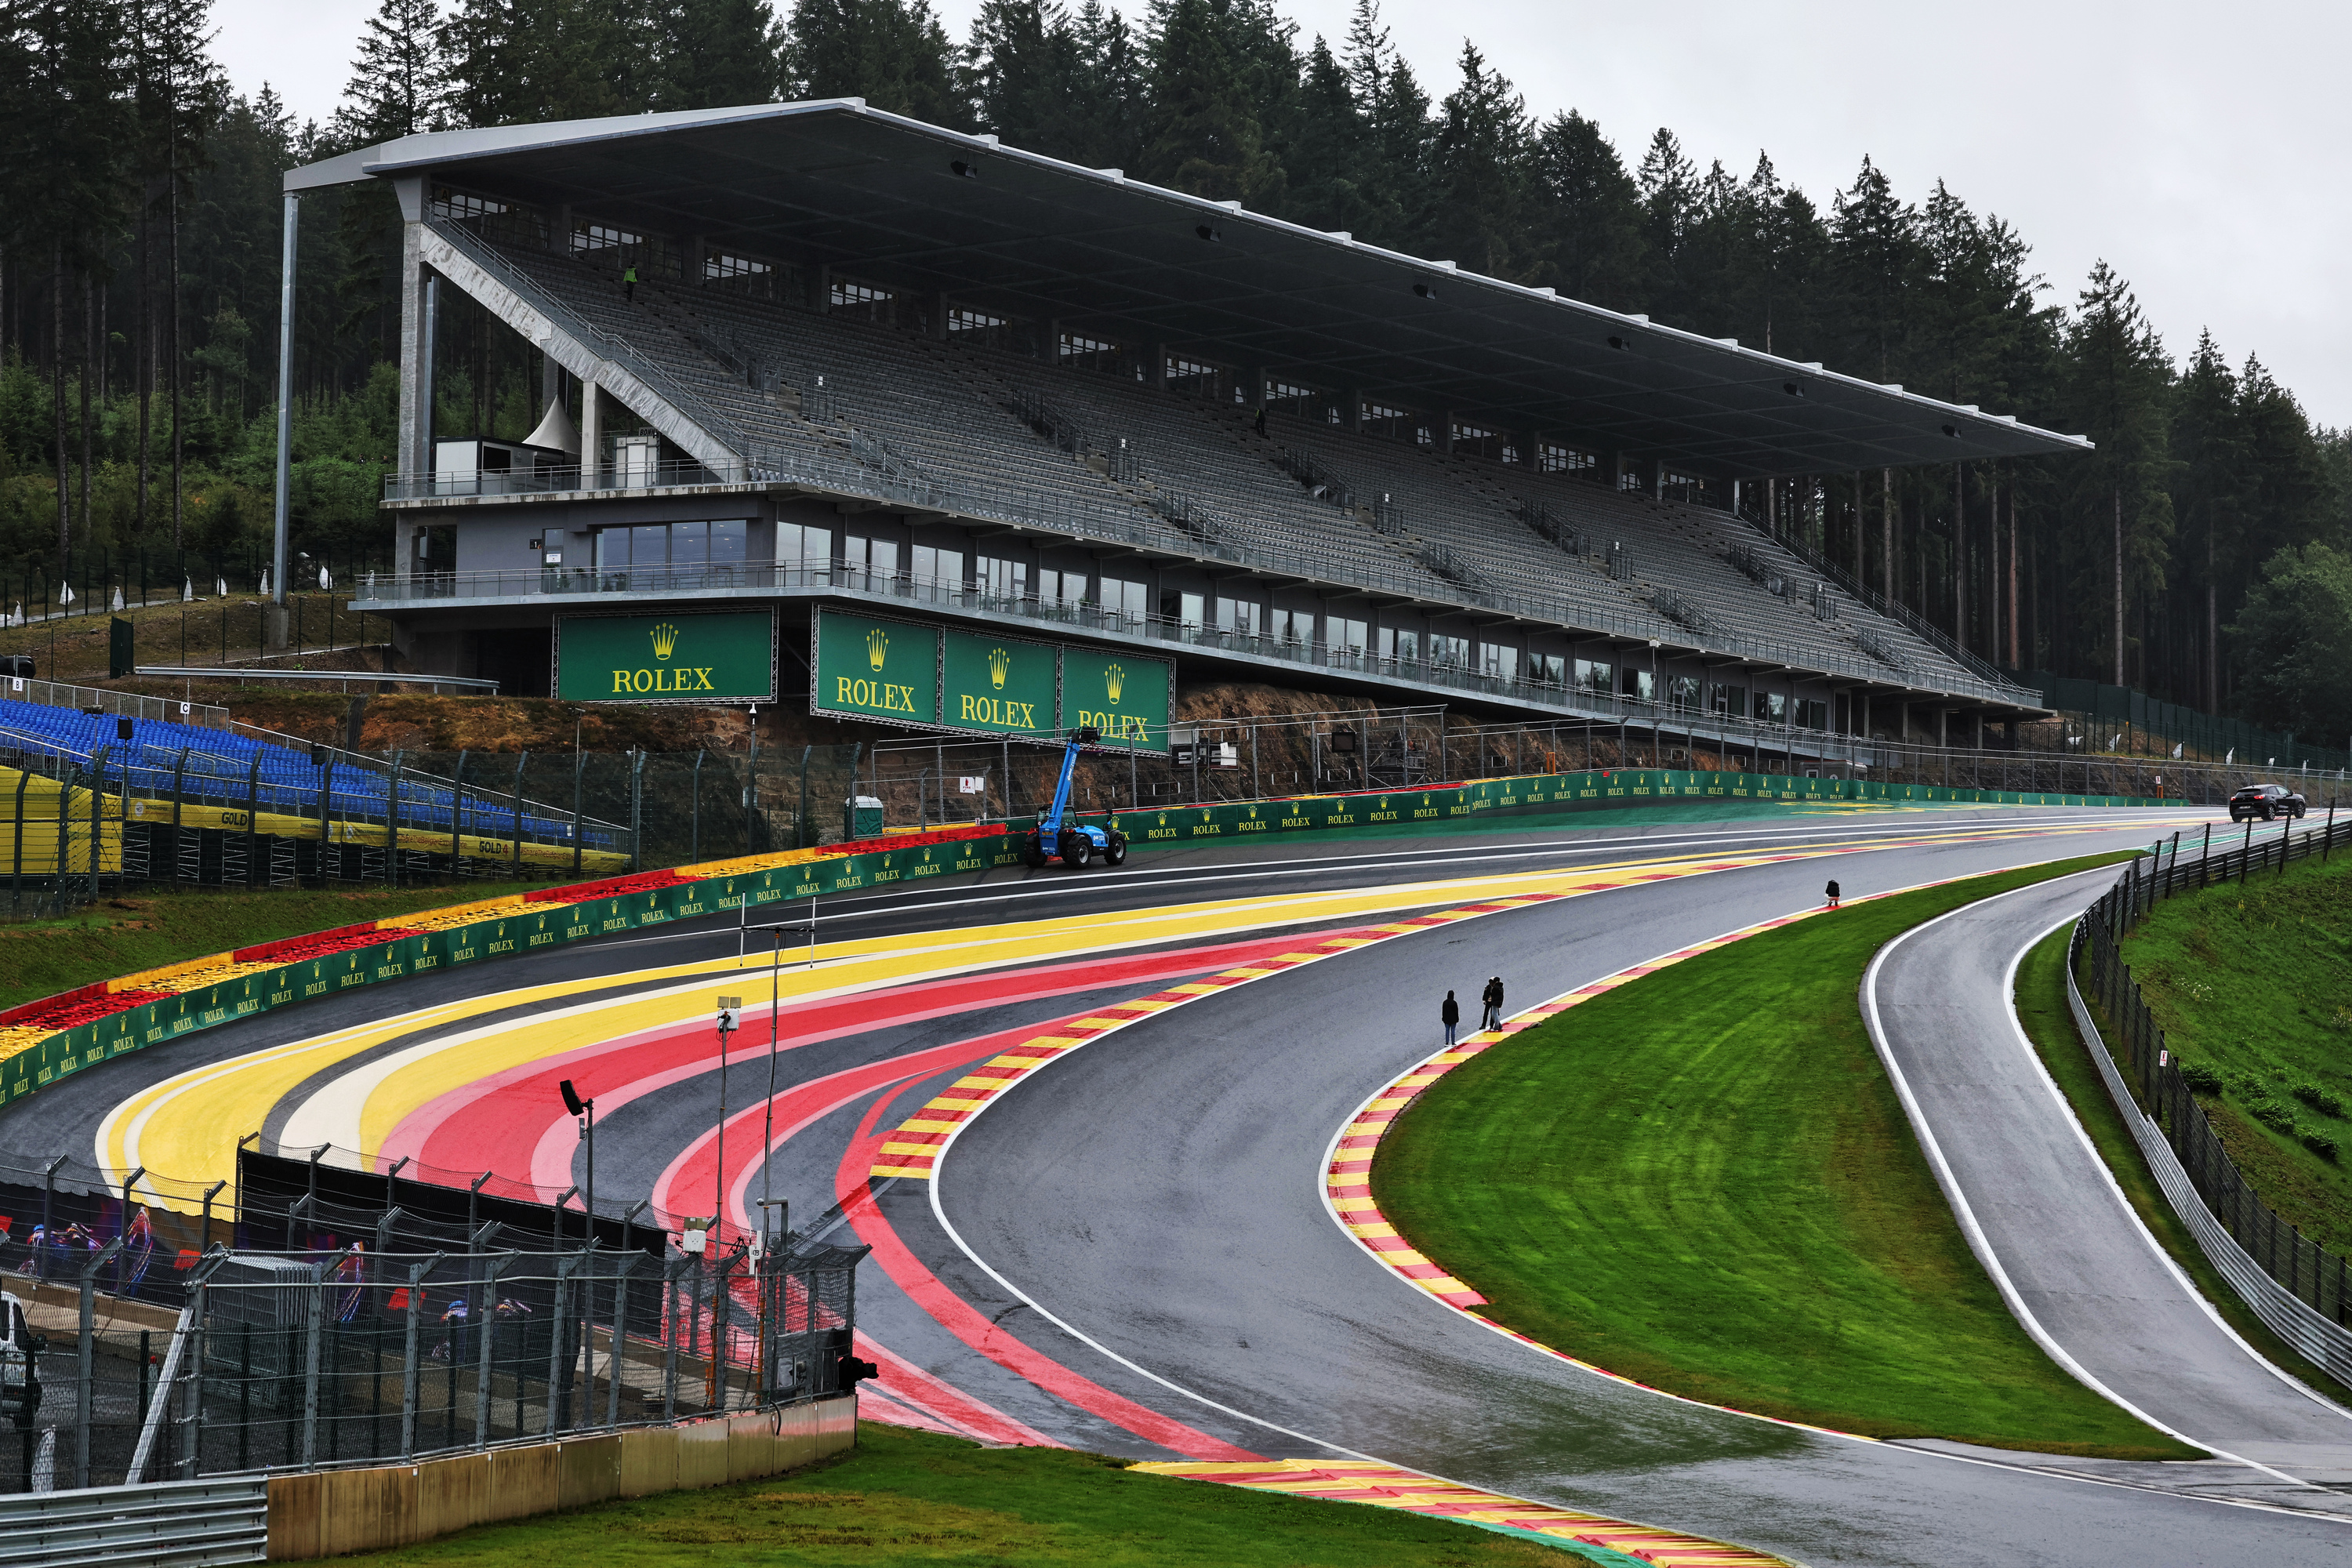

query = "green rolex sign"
[556,611,775,702]
[811,612,941,724]
[941,628,1056,736]
[1061,645,1170,747]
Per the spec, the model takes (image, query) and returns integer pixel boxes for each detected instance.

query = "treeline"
[3,0,2348,742]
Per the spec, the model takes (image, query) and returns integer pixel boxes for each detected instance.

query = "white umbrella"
[318,564,332,590]
[59,582,74,605]
[110,586,124,612]
[215,576,227,597]
[258,568,270,596]
[183,576,194,602]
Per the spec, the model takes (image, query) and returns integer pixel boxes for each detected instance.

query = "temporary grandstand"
[281,100,2087,750]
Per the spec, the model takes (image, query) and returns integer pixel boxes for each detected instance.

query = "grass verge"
[329,1421,1575,1566]
[0,882,531,1011]
[2115,846,2352,1250]
[2011,924,2352,1409]
[1373,851,2201,1458]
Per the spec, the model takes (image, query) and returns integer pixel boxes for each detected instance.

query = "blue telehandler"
[1022,727,1129,869]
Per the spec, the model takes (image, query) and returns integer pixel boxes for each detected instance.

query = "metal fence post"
[75,1238,124,1488]
[476,1254,510,1448]
[401,1259,432,1458]
[608,1254,642,1428]
[662,1256,688,1421]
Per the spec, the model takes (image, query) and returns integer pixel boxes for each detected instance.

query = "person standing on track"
[1480,975,1504,1031]
[1442,990,1461,1047]
[1825,878,1841,909]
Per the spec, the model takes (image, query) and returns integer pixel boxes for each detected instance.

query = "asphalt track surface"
[15,800,2351,1563]
[1864,869,2352,1504]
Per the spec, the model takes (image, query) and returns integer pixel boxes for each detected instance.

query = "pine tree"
[336,0,447,146]
[2170,331,2241,710]
[1276,34,1370,237]
[2063,261,2174,687]
[1423,42,1530,281]
[1530,110,1641,311]
[783,0,964,129]
[1136,0,1282,209]
[1633,127,1695,324]
[658,0,781,111]
[964,0,1077,151]
[1341,0,1426,249]
[1830,157,1917,383]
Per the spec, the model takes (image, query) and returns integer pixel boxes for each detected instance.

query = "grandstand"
[281,100,2085,750]
[0,698,626,884]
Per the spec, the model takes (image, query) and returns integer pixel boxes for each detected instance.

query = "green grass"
[1373,852,2201,1459]
[2011,925,2352,1408]
[0,881,531,1011]
[331,1422,1575,1566]
[2116,846,2352,1250]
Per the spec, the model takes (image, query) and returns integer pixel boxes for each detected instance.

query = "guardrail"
[0,1476,267,1566]
[2067,810,2352,1381]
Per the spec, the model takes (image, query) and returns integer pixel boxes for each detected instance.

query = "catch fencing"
[0,1238,863,1495]
[2070,805,2352,1382]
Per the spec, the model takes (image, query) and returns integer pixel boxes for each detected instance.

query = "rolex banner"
[941,627,1057,737]
[1059,644,1170,748]
[812,611,942,724]
[555,610,777,702]
[810,606,1171,750]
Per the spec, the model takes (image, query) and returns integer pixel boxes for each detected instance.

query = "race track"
[12,800,2347,1565]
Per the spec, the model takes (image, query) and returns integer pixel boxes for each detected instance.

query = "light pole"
[713,997,740,1241]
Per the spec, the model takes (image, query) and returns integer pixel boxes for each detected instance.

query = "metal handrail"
[427,220,763,470]
[1731,499,2029,696]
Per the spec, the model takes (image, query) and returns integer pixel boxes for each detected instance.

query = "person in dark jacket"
[1480,975,1504,1030]
[1441,990,1461,1047]
[1825,878,1841,909]
[1251,405,1269,437]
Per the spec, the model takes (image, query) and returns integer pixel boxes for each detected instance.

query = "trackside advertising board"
[810,606,1172,749]
[555,610,777,703]
[941,628,1058,737]
[1059,645,1171,748]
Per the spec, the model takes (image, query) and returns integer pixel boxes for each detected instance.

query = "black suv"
[2230,782,2306,821]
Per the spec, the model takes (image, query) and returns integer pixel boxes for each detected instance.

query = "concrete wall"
[263,1394,855,1561]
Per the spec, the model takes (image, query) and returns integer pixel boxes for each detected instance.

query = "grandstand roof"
[289,100,2091,480]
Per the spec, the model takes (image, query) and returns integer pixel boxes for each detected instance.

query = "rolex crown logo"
[1103,662,1125,703]
[866,626,889,670]
[989,645,1011,689]
[650,622,681,659]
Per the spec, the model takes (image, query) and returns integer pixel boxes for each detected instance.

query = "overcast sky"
[216,0,2352,426]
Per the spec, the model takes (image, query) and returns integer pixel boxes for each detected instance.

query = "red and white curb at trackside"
[1319,867,2054,1448]
[1130,1459,1790,1567]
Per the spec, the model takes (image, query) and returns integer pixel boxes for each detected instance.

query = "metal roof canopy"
[290,100,2091,479]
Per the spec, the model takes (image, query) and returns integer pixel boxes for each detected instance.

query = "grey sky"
[217,0,2352,426]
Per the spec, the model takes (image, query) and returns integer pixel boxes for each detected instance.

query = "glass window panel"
[711,520,747,564]
[595,528,627,568]
[630,524,668,567]
[868,538,899,575]
[672,522,709,567]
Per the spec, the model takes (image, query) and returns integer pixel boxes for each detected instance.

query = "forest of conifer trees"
[3,0,2348,741]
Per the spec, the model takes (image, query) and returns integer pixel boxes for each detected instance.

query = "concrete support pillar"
[1436,409,1454,453]
[1937,708,1949,749]
[1972,712,1985,750]
[927,290,949,339]
[1729,477,1741,517]
[808,263,830,313]
[396,220,432,480]
[1143,342,1166,390]
[1860,692,1871,738]
[1040,318,1060,362]
[1340,388,1361,432]
[1243,365,1266,410]
[579,378,604,488]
